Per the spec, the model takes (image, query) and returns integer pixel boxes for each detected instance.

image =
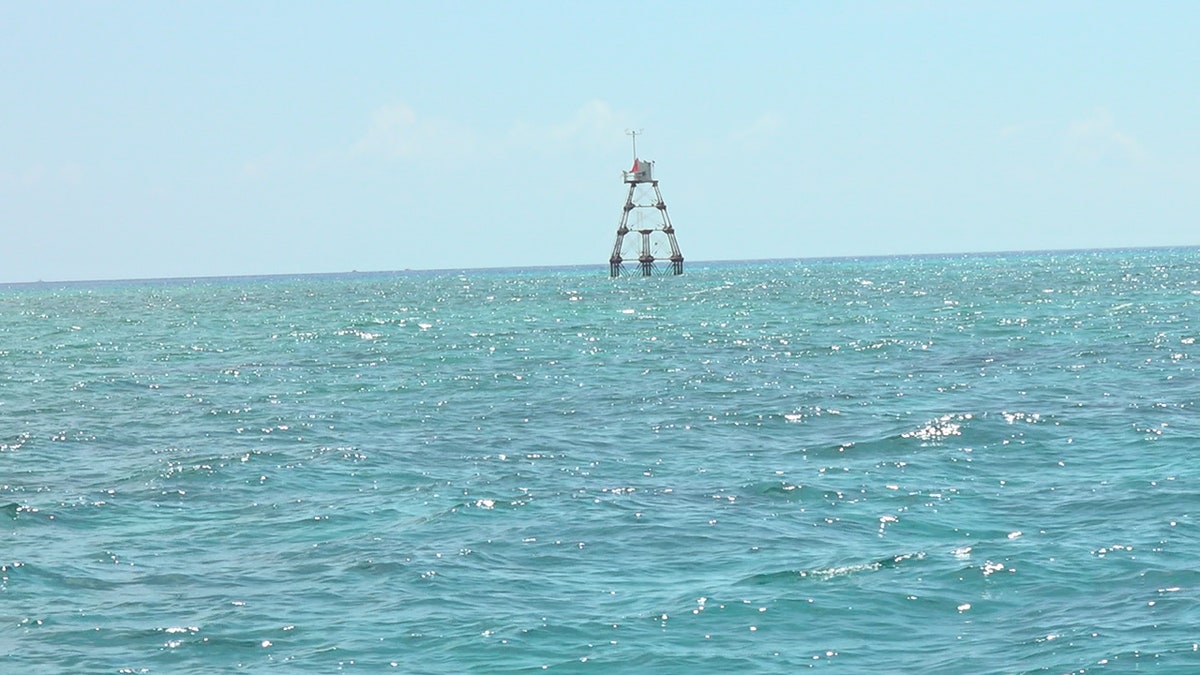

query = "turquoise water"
[3,250,1199,673]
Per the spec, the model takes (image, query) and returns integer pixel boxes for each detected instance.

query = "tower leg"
[639,231,653,276]
[609,184,637,277]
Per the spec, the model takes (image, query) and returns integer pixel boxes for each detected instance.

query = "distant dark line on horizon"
[3,244,1196,288]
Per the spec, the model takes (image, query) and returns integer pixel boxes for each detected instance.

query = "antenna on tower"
[626,129,643,160]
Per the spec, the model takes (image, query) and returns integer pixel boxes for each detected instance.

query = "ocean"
[2,249,1198,673]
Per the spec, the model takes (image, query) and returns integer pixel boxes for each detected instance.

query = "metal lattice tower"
[609,131,684,277]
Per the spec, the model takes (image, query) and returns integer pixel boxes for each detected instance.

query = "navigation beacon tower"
[608,131,684,277]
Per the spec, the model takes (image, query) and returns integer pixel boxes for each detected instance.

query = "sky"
[2,1,1198,283]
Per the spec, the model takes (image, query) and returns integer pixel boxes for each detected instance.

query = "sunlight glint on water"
[2,250,1199,671]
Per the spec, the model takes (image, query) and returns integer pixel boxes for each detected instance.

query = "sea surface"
[2,250,1199,673]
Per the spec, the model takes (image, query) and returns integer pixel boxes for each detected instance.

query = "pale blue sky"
[2,2,1197,283]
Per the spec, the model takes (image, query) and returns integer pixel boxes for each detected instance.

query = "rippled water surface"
[3,250,1199,672]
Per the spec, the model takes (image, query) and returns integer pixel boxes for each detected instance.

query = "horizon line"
[2,244,1196,288]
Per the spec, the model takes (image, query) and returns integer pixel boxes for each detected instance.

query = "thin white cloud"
[998,123,1026,139]
[351,103,477,161]
[239,158,270,181]
[0,163,83,189]
[730,111,783,146]
[1065,109,1147,164]
[505,99,633,158]
[349,100,633,165]
[545,100,631,149]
